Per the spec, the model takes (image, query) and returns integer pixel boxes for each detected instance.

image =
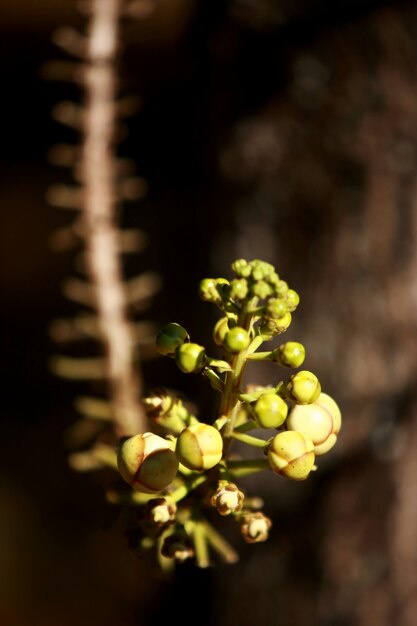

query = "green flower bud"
[275,280,288,297]
[275,341,306,368]
[240,512,272,544]
[117,432,179,493]
[260,311,292,338]
[223,326,250,353]
[156,323,189,355]
[288,370,321,404]
[229,278,248,300]
[266,298,288,319]
[252,392,288,429]
[232,258,252,278]
[175,423,223,471]
[252,280,273,299]
[213,316,230,346]
[199,278,224,303]
[268,430,315,480]
[210,481,244,516]
[286,403,333,455]
[286,289,300,312]
[175,343,206,373]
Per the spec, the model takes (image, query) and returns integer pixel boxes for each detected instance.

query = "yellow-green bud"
[288,370,321,404]
[156,323,189,355]
[117,432,179,493]
[275,341,306,368]
[313,392,342,454]
[175,423,223,471]
[213,316,230,346]
[210,481,244,516]
[175,342,206,373]
[240,512,272,544]
[286,289,300,311]
[229,278,248,300]
[223,326,250,353]
[268,430,315,480]
[286,403,333,455]
[252,392,288,429]
[260,311,292,338]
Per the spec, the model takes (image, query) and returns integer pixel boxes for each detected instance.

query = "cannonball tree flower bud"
[274,341,306,368]
[260,312,292,339]
[213,316,230,346]
[268,430,315,480]
[252,392,288,429]
[286,402,333,455]
[210,481,244,516]
[313,392,342,454]
[223,326,250,353]
[288,370,321,404]
[117,432,179,493]
[175,342,206,373]
[286,289,300,312]
[274,280,288,297]
[266,298,287,320]
[240,512,272,544]
[231,258,252,278]
[252,280,273,299]
[156,323,189,355]
[175,423,223,471]
[229,278,248,300]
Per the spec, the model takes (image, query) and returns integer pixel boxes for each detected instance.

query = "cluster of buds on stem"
[113,259,342,570]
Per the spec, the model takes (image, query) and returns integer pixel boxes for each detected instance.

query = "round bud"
[288,370,321,404]
[199,278,219,302]
[229,278,248,300]
[268,430,315,480]
[286,289,300,311]
[252,392,288,429]
[313,392,342,454]
[259,311,292,339]
[175,424,223,471]
[286,403,333,455]
[267,298,287,320]
[223,326,250,353]
[117,432,179,493]
[213,316,230,346]
[156,323,189,355]
[175,343,206,373]
[276,341,306,368]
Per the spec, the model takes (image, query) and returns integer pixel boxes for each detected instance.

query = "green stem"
[233,419,258,433]
[170,474,208,503]
[203,520,239,564]
[230,431,268,449]
[246,350,274,361]
[227,458,270,478]
[191,521,210,568]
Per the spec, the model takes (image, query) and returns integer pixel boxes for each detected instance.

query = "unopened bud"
[268,430,315,480]
[288,370,321,404]
[175,423,223,471]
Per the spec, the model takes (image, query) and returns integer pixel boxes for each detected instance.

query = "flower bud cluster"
[113,259,341,568]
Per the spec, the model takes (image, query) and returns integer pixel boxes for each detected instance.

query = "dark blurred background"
[2,0,417,624]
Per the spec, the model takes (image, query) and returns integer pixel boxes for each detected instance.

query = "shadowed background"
[1,1,417,625]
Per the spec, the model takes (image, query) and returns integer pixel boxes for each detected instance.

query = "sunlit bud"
[232,258,252,277]
[286,403,333,455]
[175,342,206,373]
[286,289,300,311]
[229,278,248,300]
[275,280,289,297]
[288,370,321,404]
[117,432,179,493]
[240,512,272,544]
[313,392,342,454]
[199,278,223,303]
[252,392,288,429]
[268,430,315,480]
[160,528,194,562]
[260,311,292,338]
[274,341,306,368]
[266,298,287,320]
[223,326,250,353]
[156,322,189,355]
[175,423,223,471]
[252,280,273,299]
[210,481,244,516]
